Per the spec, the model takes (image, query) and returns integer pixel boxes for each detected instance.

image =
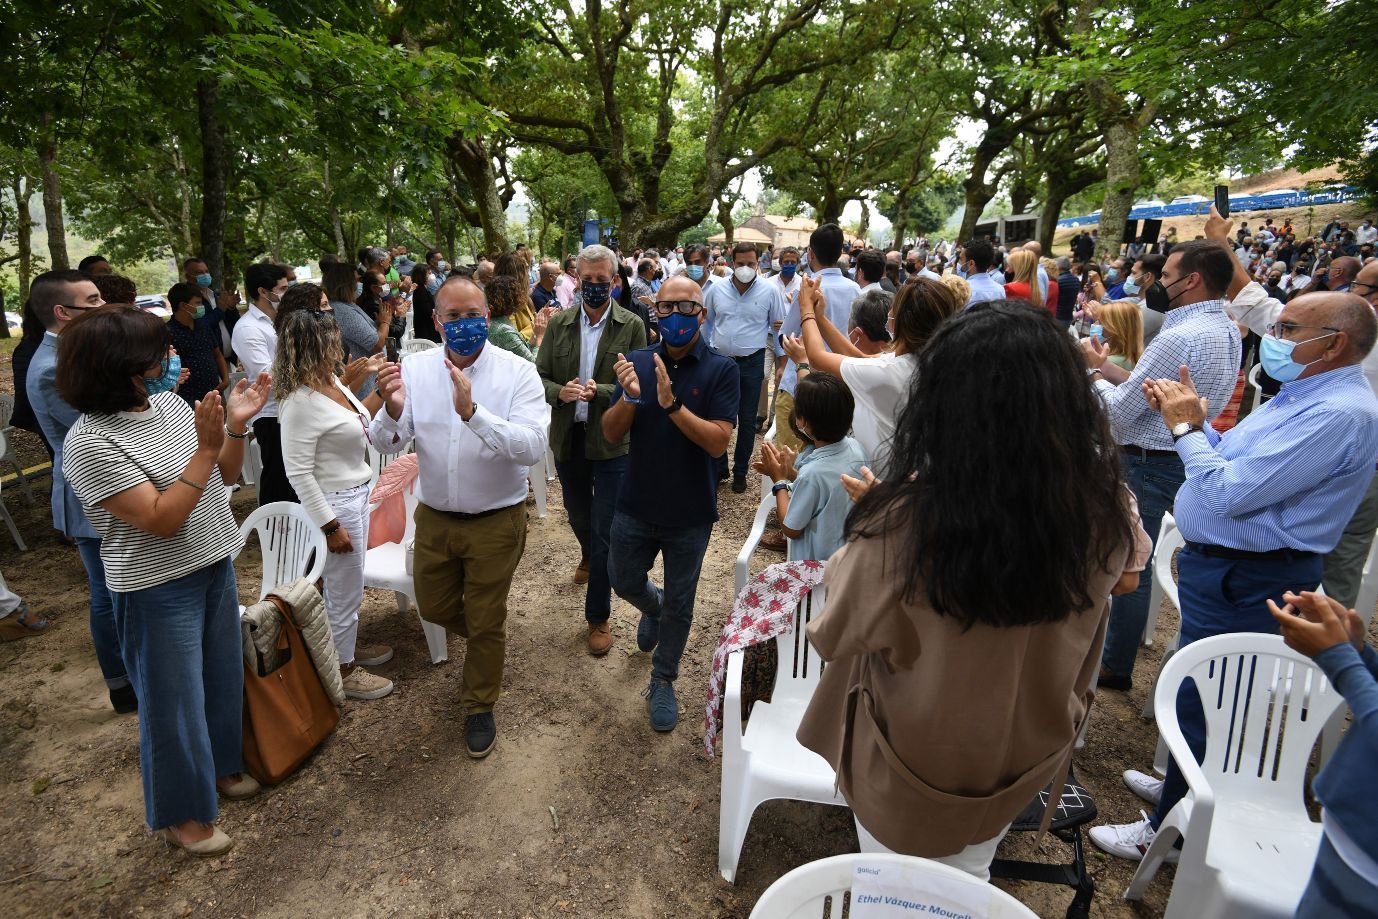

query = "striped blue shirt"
[1093,298,1241,450]
[704,274,786,358]
[1174,364,1378,553]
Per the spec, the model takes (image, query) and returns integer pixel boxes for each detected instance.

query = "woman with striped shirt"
[60,306,271,857]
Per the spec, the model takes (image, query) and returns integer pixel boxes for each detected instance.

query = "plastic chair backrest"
[749,852,1038,919]
[1152,525,1185,612]
[1352,526,1378,628]
[771,584,827,704]
[0,393,13,429]
[402,339,439,355]
[1156,633,1343,812]
[235,502,327,601]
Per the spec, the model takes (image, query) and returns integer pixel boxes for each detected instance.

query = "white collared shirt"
[230,304,278,420]
[576,306,609,423]
[368,344,550,514]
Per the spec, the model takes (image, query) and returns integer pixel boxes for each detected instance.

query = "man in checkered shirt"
[1080,240,1242,689]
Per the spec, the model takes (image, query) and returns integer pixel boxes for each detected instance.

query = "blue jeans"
[1296,836,1378,918]
[112,557,243,830]
[554,423,628,623]
[1101,451,1185,677]
[607,511,713,682]
[716,350,765,479]
[1150,547,1322,830]
[75,537,128,691]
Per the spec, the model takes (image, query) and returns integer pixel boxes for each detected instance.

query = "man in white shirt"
[230,261,296,505]
[371,277,550,758]
[1357,219,1378,247]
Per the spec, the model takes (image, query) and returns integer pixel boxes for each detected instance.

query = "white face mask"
[380,284,391,298]
[734,265,757,284]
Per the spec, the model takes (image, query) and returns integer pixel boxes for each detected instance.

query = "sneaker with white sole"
[355,644,394,667]
[1123,769,1164,806]
[342,667,394,700]
[1089,811,1178,863]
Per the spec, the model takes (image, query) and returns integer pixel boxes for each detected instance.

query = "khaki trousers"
[413,502,527,713]
[772,389,805,452]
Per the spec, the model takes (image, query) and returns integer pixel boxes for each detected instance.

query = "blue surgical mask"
[355,282,364,299]
[191,304,206,319]
[778,264,797,281]
[442,316,488,356]
[581,280,611,307]
[1105,268,1119,284]
[1259,331,1335,383]
[685,265,705,282]
[196,273,213,288]
[143,354,181,397]
[658,312,699,347]
[1089,323,1104,342]
[1122,276,1141,296]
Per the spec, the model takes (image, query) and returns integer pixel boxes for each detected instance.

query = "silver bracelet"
[225,426,249,440]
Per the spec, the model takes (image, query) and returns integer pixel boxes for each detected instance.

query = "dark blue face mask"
[581,280,611,307]
[658,312,699,347]
[779,264,797,281]
[442,316,488,356]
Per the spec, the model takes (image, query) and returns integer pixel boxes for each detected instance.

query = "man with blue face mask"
[1093,288,1378,867]
[370,277,550,759]
[602,275,738,732]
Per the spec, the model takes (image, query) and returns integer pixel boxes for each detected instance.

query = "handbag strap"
[263,594,299,651]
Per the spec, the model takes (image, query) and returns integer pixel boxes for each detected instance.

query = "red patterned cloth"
[703,560,826,757]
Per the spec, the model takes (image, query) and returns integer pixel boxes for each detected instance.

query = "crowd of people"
[5,205,1378,913]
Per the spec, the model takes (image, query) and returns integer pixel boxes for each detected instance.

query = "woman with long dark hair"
[797,300,1149,879]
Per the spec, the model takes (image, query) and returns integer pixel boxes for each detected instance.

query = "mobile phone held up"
[1214,184,1230,219]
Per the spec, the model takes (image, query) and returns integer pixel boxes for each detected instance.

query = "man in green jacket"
[537,244,648,655]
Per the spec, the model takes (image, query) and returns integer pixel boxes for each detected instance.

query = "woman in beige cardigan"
[798,300,1151,880]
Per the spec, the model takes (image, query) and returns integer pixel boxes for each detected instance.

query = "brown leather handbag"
[242,595,340,784]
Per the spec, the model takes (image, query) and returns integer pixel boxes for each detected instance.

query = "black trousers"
[251,417,299,506]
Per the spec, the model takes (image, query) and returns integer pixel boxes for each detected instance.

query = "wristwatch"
[464,402,479,422]
[1171,421,1202,441]
[665,397,683,415]
[772,480,792,495]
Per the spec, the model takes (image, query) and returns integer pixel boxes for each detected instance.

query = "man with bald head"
[1325,256,1361,293]
[602,275,738,732]
[370,276,550,758]
[1093,284,1378,863]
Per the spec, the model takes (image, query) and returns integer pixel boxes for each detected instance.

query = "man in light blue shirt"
[1092,289,1378,866]
[775,224,859,453]
[959,239,1006,308]
[705,242,786,492]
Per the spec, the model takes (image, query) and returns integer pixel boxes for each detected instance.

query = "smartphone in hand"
[1214,184,1230,219]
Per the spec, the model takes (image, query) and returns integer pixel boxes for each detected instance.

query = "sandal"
[0,603,50,642]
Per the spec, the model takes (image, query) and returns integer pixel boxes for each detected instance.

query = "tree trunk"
[14,174,34,303]
[820,192,844,226]
[323,154,346,258]
[1036,185,1069,253]
[196,77,228,287]
[958,180,997,245]
[1096,116,1139,261]
[448,137,509,255]
[717,197,734,248]
[39,114,69,270]
[858,198,870,243]
[890,192,910,251]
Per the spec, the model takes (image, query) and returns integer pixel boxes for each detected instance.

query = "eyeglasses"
[1267,321,1340,338]
[1352,281,1378,295]
[652,300,704,317]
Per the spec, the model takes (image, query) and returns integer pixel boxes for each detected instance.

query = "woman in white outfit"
[275,309,394,700]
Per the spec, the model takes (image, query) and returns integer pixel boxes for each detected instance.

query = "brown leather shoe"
[587,621,612,656]
[573,558,590,584]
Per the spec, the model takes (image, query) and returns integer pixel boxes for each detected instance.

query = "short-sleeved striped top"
[63,392,241,593]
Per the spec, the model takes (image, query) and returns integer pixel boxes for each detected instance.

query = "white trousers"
[0,569,21,616]
[856,818,1012,883]
[322,483,371,665]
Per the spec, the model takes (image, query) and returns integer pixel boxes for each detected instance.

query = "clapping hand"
[375,361,406,419]
[798,275,823,318]
[841,465,878,502]
[225,372,271,430]
[559,377,586,404]
[652,353,675,409]
[194,391,226,456]
[613,353,641,401]
[1079,334,1109,370]
[340,356,371,390]
[1143,365,1207,428]
[445,357,475,420]
[781,333,807,364]
[1268,590,1365,658]
[752,442,798,482]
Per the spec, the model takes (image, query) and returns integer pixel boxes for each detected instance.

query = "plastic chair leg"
[1125,817,1181,900]
[393,590,411,614]
[717,770,756,884]
[532,471,547,519]
[0,500,26,551]
[417,606,448,664]
[7,457,35,505]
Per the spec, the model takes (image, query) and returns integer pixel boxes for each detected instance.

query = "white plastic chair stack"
[1125,633,1342,918]
[242,436,263,489]
[233,502,326,602]
[0,395,36,504]
[362,480,449,664]
[734,421,779,598]
[750,853,1038,919]
[719,582,843,883]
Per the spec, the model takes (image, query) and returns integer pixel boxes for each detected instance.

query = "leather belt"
[431,500,523,522]
[1119,444,1178,458]
[1185,542,1317,562]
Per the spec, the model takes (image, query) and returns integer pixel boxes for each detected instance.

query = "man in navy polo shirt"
[602,276,739,732]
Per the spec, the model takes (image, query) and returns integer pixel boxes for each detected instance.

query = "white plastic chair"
[222,370,246,402]
[750,852,1038,919]
[1140,523,1187,723]
[530,453,548,519]
[719,582,844,883]
[233,502,327,601]
[1141,512,1179,648]
[1245,363,1267,414]
[243,435,263,489]
[734,421,779,598]
[1317,524,1378,766]
[0,473,26,551]
[0,397,36,504]
[1125,633,1342,918]
[401,338,439,356]
[362,480,449,664]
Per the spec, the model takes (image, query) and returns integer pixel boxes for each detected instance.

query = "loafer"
[109,684,139,715]
[157,824,233,858]
[587,621,612,656]
[731,475,748,494]
[573,559,589,585]
[466,711,497,759]
[1097,668,1133,692]
[645,677,679,732]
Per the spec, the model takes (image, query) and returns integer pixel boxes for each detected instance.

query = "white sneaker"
[355,643,394,667]
[342,667,394,700]
[1089,811,1179,863]
[1123,769,1164,806]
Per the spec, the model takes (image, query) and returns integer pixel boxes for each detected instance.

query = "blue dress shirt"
[704,276,786,358]
[26,333,97,539]
[1174,364,1378,553]
[777,268,859,396]
[964,272,1007,308]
